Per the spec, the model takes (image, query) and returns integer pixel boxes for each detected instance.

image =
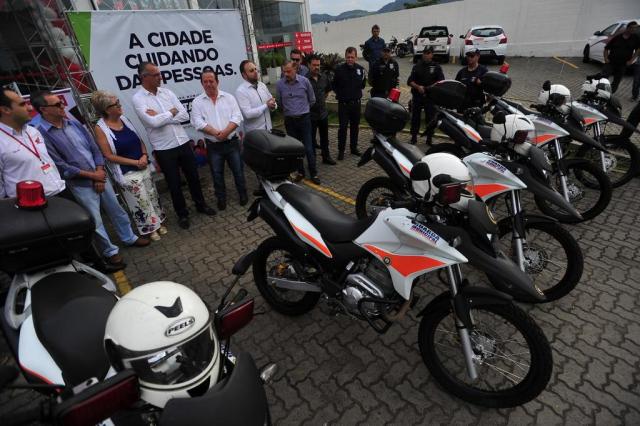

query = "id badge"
[41,163,52,174]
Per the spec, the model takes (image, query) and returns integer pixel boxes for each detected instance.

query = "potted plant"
[259,51,285,84]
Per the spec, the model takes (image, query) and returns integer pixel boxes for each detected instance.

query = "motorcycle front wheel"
[355,176,405,219]
[576,137,640,188]
[253,237,321,316]
[491,220,583,302]
[418,297,552,408]
[534,161,612,223]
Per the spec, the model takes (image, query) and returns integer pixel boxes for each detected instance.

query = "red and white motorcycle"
[243,128,553,408]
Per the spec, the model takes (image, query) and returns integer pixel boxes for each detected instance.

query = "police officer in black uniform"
[455,49,488,111]
[407,47,444,145]
[333,46,366,159]
[370,46,400,98]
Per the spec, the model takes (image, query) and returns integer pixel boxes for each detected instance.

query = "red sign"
[294,32,314,53]
[257,41,293,50]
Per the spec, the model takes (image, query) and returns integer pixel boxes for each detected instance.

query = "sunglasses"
[43,101,64,109]
[291,57,301,62]
[108,100,121,108]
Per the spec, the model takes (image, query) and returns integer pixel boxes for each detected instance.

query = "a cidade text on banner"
[82,10,247,143]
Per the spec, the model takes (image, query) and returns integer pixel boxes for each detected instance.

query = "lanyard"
[0,127,42,163]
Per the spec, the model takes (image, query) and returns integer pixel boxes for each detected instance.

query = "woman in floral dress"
[92,90,167,240]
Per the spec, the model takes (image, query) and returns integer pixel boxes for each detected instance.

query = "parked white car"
[459,25,507,64]
[583,19,640,64]
[413,26,453,63]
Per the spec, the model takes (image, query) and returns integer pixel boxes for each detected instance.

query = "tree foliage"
[404,0,439,9]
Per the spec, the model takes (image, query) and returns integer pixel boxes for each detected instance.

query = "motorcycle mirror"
[410,162,431,181]
[492,111,507,124]
[459,35,464,39]
[260,363,278,384]
[232,251,255,276]
[542,80,551,91]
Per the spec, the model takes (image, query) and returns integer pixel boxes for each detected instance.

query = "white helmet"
[490,114,535,156]
[104,282,220,408]
[413,152,474,210]
[538,84,571,115]
[581,77,612,101]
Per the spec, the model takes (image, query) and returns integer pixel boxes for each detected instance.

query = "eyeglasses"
[42,102,64,109]
[108,101,121,108]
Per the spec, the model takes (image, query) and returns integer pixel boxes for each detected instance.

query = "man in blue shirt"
[32,91,150,267]
[363,25,386,73]
[276,61,319,184]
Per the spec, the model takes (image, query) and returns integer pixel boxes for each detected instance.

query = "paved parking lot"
[2,57,640,424]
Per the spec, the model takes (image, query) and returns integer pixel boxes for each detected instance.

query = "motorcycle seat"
[389,138,425,165]
[277,183,376,243]
[161,352,268,426]
[30,272,116,386]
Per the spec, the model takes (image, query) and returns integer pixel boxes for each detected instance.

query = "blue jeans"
[70,179,138,258]
[284,114,317,176]
[206,138,247,201]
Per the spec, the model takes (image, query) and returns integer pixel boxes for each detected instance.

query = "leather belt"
[284,113,309,120]
[205,136,238,145]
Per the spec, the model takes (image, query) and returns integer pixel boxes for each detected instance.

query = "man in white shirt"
[132,61,215,229]
[235,60,277,133]
[191,70,247,211]
[0,88,65,198]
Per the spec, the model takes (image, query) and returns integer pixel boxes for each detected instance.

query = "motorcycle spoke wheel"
[418,299,552,408]
[535,161,612,222]
[493,221,583,302]
[576,140,640,188]
[253,237,320,316]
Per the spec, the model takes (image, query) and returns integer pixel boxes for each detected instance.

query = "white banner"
[87,10,247,143]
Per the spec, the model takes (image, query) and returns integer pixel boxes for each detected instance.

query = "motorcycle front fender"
[558,120,607,152]
[601,108,640,135]
[503,161,583,220]
[496,214,557,237]
[425,223,543,303]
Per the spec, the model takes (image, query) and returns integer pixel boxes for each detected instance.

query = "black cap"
[465,49,480,57]
[423,46,434,54]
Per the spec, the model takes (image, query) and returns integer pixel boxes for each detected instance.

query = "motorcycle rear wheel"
[253,237,321,316]
[418,297,552,408]
[355,176,405,219]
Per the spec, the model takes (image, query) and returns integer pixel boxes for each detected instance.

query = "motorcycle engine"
[342,258,395,316]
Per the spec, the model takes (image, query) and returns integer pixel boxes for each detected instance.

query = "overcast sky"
[309,0,391,15]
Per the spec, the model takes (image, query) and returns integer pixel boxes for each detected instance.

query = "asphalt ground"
[1,57,640,425]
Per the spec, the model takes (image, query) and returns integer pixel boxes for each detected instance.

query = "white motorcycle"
[243,128,553,408]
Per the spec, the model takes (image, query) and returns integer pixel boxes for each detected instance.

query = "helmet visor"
[124,324,217,387]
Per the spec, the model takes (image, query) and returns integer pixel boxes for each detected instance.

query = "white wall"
[311,0,640,58]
